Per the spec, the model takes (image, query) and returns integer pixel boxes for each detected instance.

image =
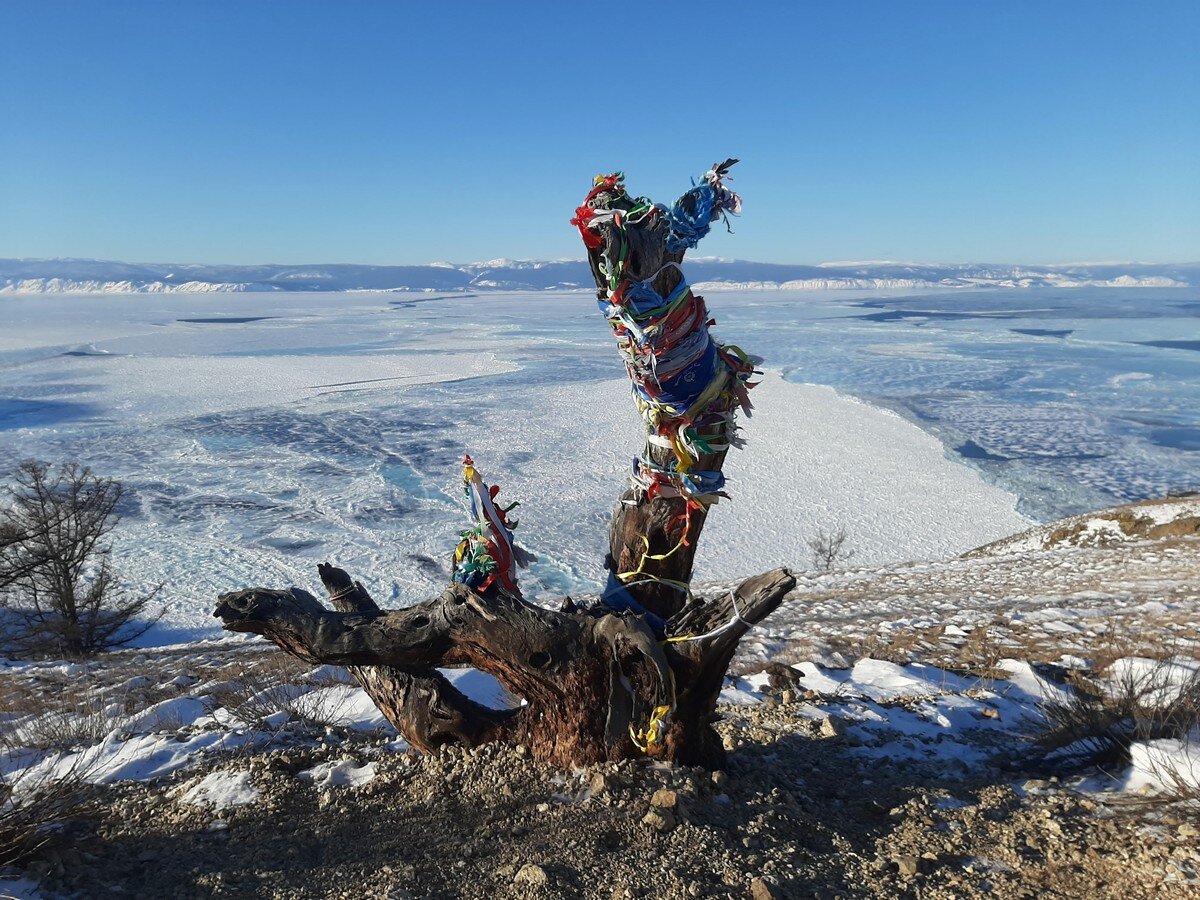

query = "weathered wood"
[606,445,729,621]
[314,563,514,751]
[214,566,794,767]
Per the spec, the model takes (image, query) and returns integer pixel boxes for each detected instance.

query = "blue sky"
[1,1,1197,265]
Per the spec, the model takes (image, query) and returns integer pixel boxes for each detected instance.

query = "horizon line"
[4,255,1198,269]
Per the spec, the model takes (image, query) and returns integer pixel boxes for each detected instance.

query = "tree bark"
[213,165,791,767]
[215,567,792,767]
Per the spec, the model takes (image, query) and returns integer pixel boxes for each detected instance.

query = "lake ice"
[0,287,1194,644]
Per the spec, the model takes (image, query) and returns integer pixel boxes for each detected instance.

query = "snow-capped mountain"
[0,257,1194,293]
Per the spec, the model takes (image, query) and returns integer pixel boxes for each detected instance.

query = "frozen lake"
[0,287,1193,643]
[722,286,1199,519]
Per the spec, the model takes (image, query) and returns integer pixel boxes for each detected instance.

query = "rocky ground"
[16,699,1200,900]
[733,496,1200,675]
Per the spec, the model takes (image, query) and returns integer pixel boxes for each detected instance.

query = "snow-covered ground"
[2,285,1196,898]
[4,637,1196,816]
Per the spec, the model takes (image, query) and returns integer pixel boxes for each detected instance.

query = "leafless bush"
[209,656,355,732]
[0,692,101,871]
[0,461,162,658]
[1036,658,1200,774]
[0,764,96,869]
[1,690,113,754]
[807,526,855,573]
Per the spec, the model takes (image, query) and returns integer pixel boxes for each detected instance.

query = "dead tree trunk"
[214,161,794,768]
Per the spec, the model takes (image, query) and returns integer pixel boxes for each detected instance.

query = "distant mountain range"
[1,257,1195,294]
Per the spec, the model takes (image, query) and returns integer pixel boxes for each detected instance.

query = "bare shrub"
[0,461,162,658]
[807,526,854,573]
[209,656,355,732]
[1036,657,1200,780]
[2,690,113,753]
[0,689,101,870]
[0,765,95,869]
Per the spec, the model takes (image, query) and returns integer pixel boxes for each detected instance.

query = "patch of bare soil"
[23,701,1199,900]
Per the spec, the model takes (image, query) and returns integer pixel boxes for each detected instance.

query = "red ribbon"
[569,174,622,249]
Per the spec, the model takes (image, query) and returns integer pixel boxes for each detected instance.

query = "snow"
[1124,734,1200,794]
[119,695,211,734]
[719,671,773,705]
[718,658,1059,767]
[0,657,526,798]
[289,685,389,732]
[299,758,378,789]
[179,770,260,809]
[720,648,1200,781]
[443,667,520,711]
[981,496,1200,555]
[994,660,1070,704]
[12,728,256,787]
[1105,656,1200,706]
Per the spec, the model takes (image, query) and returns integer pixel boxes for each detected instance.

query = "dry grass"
[0,690,102,871]
[0,685,114,754]
[1036,655,1200,778]
[207,655,357,732]
[0,765,96,870]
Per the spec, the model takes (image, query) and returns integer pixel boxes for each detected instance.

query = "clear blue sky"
[2,1,1197,265]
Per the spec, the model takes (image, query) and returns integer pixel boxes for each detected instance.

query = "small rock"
[749,876,776,899]
[1179,823,1199,839]
[895,855,920,877]
[819,715,845,738]
[711,770,728,788]
[765,662,804,690]
[514,863,548,887]
[590,772,611,796]
[650,788,678,809]
[642,807,677,832]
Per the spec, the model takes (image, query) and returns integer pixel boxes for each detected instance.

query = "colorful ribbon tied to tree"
[451,455,532,595]
[570,160,758,509]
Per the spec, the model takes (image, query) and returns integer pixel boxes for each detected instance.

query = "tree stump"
[214,162,795,768]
